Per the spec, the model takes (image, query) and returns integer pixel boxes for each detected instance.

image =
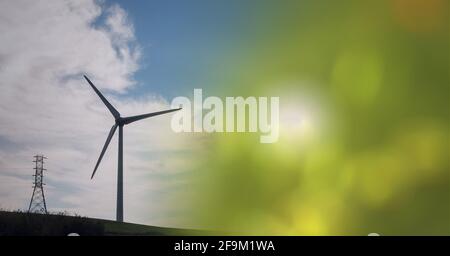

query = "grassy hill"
[0,211,203,236]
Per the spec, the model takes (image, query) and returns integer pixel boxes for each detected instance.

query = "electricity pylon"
[28,155,48,214]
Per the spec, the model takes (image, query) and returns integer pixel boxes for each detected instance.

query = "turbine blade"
[83,75,120,119]
[122,108,181,125]
[91,124,118,179]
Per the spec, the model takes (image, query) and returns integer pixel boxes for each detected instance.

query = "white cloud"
[0,0,194,227]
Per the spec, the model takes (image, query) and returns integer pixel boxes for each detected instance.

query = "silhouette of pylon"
[28,155,48,214]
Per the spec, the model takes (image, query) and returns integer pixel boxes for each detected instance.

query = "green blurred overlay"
[182,0,449,235]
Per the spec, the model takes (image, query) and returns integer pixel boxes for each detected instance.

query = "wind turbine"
[83,75,180,222]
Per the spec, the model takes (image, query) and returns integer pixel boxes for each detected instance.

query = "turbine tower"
[83,75,180,222]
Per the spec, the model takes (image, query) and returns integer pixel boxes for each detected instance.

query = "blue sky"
[113,0,255,99]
